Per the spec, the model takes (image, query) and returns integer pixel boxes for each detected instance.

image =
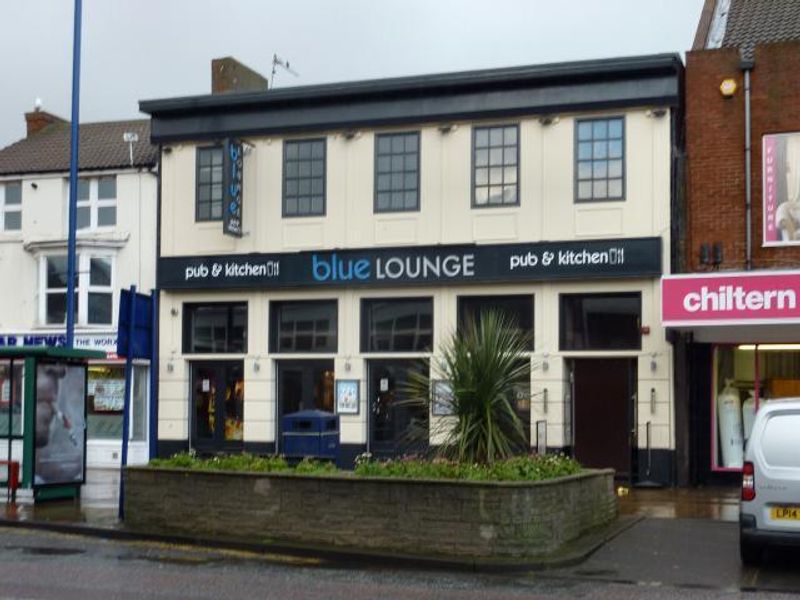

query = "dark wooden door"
[572,358,635,479]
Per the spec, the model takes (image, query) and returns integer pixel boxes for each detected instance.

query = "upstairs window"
[42,254,113,326]
[196,147,224,221]
[575,117,625,202]
[1,181,21,231]
[283,139,325,217]
[375,132,420,212]
[473,125,519,207]
[77,176,117,229]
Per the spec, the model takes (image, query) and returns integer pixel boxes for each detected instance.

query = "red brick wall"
[685,42,800,272]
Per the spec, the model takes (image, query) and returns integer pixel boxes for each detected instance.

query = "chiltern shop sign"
[159,237,661,290]
[662,271,800,326]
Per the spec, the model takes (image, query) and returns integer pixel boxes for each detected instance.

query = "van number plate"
[771,506,800,521]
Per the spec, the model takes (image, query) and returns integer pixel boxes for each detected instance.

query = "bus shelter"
[0,347,105,502]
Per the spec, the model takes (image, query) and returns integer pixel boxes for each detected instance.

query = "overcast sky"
[0,0,705,148]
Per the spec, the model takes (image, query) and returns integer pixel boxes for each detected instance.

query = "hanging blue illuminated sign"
[223,139,243,237]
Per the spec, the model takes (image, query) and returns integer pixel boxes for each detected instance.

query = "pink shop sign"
[662,272,800,326]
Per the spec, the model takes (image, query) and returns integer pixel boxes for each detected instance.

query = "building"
[664,0,800,485]
[0,109,158,467]
[142,54,683,485]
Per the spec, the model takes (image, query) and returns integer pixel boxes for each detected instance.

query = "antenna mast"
[270,53,299,88]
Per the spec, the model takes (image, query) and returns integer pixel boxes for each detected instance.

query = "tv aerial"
[270,54,299,88]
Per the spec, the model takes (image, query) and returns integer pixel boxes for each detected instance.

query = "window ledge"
[23,232,130,254]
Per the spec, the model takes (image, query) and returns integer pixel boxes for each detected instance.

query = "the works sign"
[158,237,662,290]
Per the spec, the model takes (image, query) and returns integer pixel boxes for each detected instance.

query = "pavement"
[2,470,800,594]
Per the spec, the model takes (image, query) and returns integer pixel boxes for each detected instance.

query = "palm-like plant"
[404,309,531,465]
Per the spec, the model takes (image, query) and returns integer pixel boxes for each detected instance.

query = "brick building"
[664,0,800,485]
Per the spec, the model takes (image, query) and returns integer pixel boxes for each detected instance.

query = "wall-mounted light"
[650,353,658,373]
[253,361,261,373]
[166,362,174,373]
[541,353,549,372]
[720,78,737,98]
[650,387,656,414]
[538,115,560,126]
[645,108,667,118]
[344,360,352,372]
[30,182,38,190]
[170,307,179,317]
[438,123,456,134]
[342,129,360,140]
[543,388,548,413]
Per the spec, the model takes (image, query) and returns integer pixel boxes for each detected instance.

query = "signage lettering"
[223,139,244,238]
[160,237,662,290]
[681,286,796,313]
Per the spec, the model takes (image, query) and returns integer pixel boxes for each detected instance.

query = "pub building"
[141,54,683,485]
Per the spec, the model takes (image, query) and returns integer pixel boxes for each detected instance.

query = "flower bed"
[124,456,616,561]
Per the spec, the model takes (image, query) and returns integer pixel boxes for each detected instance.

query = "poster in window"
[34,363,86,486]
[336,379,359,415]
[88,377,125,412]
[764,132,800,246]
[431,380,455,416]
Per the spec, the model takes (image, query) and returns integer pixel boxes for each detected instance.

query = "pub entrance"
[367,359,428,457]
[568,358,637,481]
[190,360,244,453]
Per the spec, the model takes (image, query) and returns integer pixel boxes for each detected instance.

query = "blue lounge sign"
[223,139,243,237]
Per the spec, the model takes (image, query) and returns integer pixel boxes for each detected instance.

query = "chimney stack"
[211,57,269,94]
[25,105,67,137]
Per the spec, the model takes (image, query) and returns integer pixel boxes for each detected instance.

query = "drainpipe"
[742,58,754,270]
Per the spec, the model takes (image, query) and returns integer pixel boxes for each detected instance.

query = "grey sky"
[0,0,704,148]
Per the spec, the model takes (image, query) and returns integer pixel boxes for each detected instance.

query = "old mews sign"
[158,237,661,290]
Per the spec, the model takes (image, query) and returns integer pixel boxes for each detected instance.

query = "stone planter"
[124,467,616,560]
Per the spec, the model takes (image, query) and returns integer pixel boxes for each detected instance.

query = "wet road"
[0,522,799,599]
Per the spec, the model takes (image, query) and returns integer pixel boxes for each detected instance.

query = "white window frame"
[1,181,22,232]
[39,253,116,327]
[74,176,117,231]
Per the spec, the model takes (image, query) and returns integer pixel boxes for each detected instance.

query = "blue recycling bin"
[281,410,340,460]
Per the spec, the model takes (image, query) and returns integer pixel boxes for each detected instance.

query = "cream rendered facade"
[155,111,673,476]
[0,168,157,466]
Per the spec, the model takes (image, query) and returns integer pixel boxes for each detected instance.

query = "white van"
[740,399,800,565]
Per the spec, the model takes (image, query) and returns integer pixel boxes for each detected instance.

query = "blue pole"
[66,0,83,348]
[118,286,136,520]
[149,289,158,459]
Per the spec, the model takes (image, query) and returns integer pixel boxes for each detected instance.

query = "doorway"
[191,361,244,453]
[367,359,428,457]
[569,358,637,481]
[276,360,335,448]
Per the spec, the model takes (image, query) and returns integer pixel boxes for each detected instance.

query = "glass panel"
[272,301,337,353]
[86,365,125,440]
[210,201,222,220]
[593,180,608,199]
[90,257,111,286]
[608,118,623,138]
[224,365,244,442]
[503,147,517,165]
[285,142,298,160]
[97,176,116,200]
[77,206,90,229]
[608,159,623,178]
[608,179,623,198]
[475,129,489,148]
[489,167,503,185]
[577,161,592,180]
[475,149,489,167]
[475,187,489,205]
[377,136,391,154]
[405,134,418,152]
[577,121,593,141]
[46,292,77,324]
[489,148,503,166]
[131,365,148,441]
[592,160,607,178]
[193,365,216,440]
[609,139,623,159]
[97,206,116,226]
[0,361,25,437]
[47,256,69,288]
[362,298,433,352]
[4,211,21,231]
[5,182,21,205]
[489,127,503,146]
[185,303,247,354]
[457,296,534,350]
[391,136,404,153]
[88,292,113,324]
[311,141,324,159]
[593,141,607,159]
[475,168,488,186]
[592,120,608,138]
[577,181,592,200]
[377,156,391,173]
[298,142,312,160]
[578,142,592,160]
[504,126,517,145]
[560,293,641,350]
[78,179,90,201]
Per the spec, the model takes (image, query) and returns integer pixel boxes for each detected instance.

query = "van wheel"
[740,537,762,567]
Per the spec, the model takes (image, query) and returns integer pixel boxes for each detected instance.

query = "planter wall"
[124,467,616,559]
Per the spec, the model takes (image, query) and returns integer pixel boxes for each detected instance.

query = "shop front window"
[86,364,148,441]
[712,344,800,471]
[361,298,433,352]
[270,300,337,353]
[560,292,641,350]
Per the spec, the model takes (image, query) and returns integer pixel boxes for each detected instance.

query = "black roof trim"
[141,53,683,143]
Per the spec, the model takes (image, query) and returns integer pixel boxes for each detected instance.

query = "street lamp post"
[65,0,83,348]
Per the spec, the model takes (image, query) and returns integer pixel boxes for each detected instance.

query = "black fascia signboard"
[158,237,662,291]
[222,139,243,237]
